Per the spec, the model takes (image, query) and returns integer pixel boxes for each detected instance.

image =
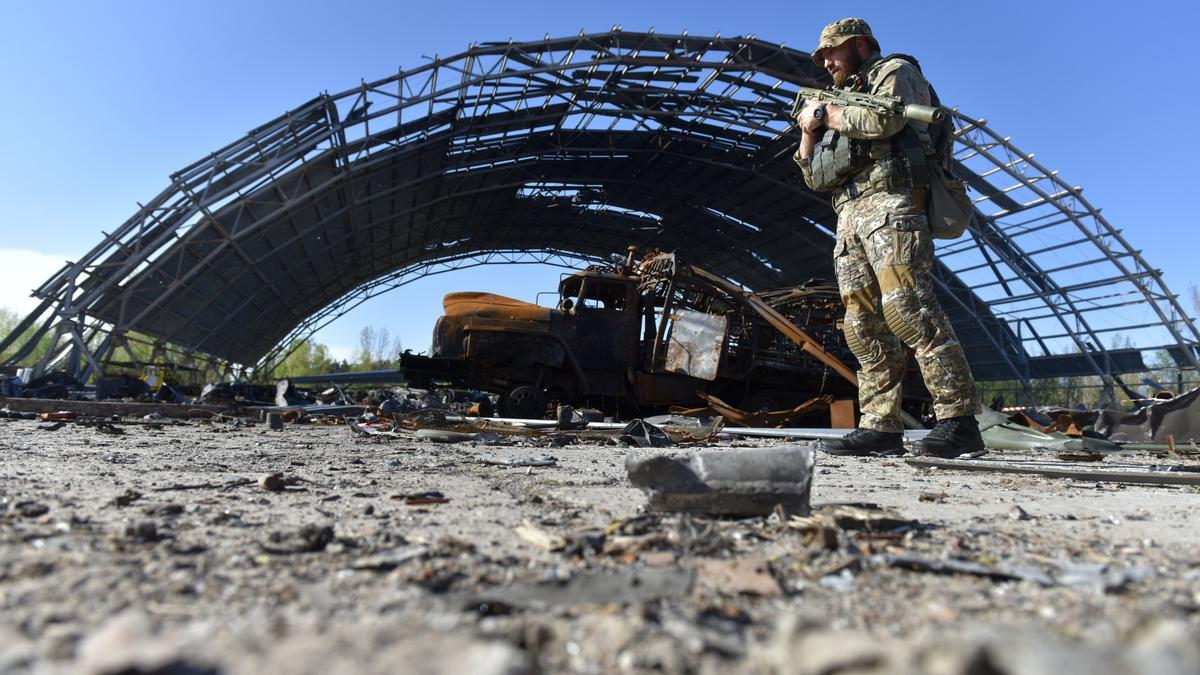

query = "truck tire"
[501,385,548,419]
[740,393,780,414]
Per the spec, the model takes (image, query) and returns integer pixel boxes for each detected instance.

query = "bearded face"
[822,40,865,87]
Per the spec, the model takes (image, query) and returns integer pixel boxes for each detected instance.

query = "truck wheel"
[740,393,780,414]
[501,385,547,419]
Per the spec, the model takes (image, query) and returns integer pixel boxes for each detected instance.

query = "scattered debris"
[150,478,255,492]
[1095,387,1200,443]
[481,455,557,467]
[414,428,502,444]
[348,547,429,571]
[907,457,1200,487]
[395,491,450,506]
[112,489,143,508]
[879,554,1156,592]
[515,522,567,552]
[618,419,673,448]
[262,524,335,554]
[466,567,695,609]
[14,501,50,518]
[692,558,782,597]
[697,393,832,428]
[978,406,1120,453]
[556,405,591,430]
[258,473,286,493]
[626,444,816,516]
[4,375,1199,674]
[789,503,919,535]
[879,554,1054,585]
[124,521,161,544]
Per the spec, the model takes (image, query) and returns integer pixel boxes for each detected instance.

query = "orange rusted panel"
[830,399,856,429]
[443,292,550,322]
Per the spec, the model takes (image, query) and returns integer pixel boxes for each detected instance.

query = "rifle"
[790,86,945,125]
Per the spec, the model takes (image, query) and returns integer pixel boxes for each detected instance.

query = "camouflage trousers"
[834,189,981,432]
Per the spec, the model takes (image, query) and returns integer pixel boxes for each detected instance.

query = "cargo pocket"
[833,236,849,259]
[888,214,929,267]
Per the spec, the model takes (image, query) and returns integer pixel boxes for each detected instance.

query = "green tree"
[352,326,401,371]
[0,306,53,366]
[273,339,336,378]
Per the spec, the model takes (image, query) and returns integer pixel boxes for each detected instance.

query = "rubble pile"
[1,396,1199,674]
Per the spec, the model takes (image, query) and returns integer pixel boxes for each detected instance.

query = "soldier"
[794,18,983,458]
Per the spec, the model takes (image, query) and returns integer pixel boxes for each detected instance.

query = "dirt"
[1,414,1198,674]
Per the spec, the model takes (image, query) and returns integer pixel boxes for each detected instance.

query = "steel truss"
[1,30,1195,401]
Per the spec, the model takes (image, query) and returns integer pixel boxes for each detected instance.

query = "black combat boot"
[912,415,984,458]
[820,428,905,456]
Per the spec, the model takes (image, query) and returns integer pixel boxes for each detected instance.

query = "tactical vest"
[806,54,936,196]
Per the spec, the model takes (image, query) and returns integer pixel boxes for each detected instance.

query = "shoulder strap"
[881,53,922,71]
[865,53,924,91]
[878,53,953,165]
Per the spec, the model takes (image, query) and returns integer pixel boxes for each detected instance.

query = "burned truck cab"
[555,271,639,400]
[401,267,645,417]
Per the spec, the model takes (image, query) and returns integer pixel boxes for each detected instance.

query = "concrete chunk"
[625,444,816,517]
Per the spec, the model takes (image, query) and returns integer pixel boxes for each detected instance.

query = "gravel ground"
[1,414,1198,674]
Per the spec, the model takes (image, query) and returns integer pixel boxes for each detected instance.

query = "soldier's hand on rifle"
[796,100,827,134]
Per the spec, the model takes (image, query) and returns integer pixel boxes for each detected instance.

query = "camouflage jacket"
[796,54,933,197]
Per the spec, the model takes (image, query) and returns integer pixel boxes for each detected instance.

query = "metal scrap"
[906,456,1200,487]
[1095,387,1200,443]
[481,455,557,467]
[618,419,674,448]
[977,406,1120,453]
[697,393,832,428]
[625,444,816,516]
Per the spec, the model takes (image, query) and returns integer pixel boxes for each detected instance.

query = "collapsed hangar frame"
[2,29,1197,403]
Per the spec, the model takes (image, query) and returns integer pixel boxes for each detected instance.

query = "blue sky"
[1,0,1197,361]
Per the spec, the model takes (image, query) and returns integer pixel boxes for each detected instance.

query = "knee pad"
[843,320,870,364]
[882,298,928,347]
[842,312,893,366]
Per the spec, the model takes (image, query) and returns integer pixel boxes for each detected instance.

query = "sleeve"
[839,62,925,141]
[794,150,816,190]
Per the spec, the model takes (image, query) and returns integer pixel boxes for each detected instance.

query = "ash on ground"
[2,416,1198,674]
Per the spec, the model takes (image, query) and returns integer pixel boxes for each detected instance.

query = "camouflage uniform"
[798,20,981,433]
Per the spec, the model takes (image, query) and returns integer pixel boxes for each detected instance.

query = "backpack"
[882,54,974,239]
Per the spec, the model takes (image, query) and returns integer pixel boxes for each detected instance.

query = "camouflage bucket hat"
[812,17,879,64]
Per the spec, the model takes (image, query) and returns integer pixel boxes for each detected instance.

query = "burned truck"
[400,249,862,418]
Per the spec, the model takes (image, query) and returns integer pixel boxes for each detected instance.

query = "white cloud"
[0,248,68,316]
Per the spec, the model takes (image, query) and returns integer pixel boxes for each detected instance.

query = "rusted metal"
[403,248,864,414]
[698,393,833,428]
[830,399,857,429]
[443,292,551,322]
[687,264,859,386]
[664,310,727,381]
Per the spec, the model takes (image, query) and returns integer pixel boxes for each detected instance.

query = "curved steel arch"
[3,30,1196,400]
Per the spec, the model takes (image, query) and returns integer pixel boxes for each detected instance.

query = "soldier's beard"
[830,53,864,87]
